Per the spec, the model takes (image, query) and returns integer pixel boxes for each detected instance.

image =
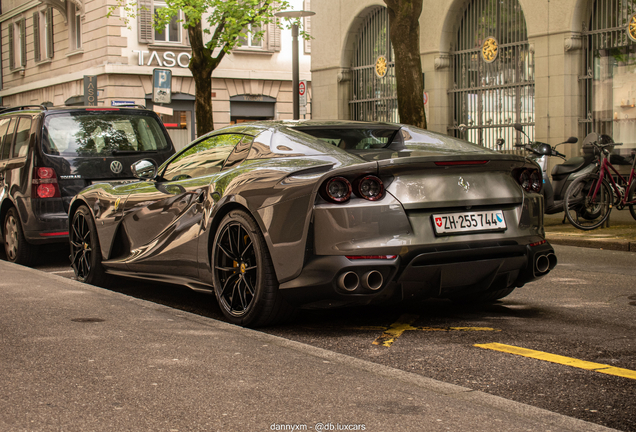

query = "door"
[119,133,249,276]
[0,117,13,203]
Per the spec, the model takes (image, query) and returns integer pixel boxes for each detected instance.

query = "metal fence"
[448,0,534,151]
[349,7,399,123]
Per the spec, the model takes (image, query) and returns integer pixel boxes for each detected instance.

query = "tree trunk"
[384,0,426,129]
[187,20,217,136]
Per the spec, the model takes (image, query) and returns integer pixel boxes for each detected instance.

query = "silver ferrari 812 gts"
[68,121,555,327]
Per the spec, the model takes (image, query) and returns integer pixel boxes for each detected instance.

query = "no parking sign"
[299,80,307,107]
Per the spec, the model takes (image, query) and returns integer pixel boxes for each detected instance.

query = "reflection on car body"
[68,120,556,327]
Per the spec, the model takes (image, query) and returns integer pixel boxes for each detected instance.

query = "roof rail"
[0,105,48,114]
[112,104,147,109]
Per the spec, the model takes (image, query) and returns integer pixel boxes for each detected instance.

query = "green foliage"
[107,0,311,55]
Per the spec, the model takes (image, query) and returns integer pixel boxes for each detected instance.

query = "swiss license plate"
[432,211,506,235]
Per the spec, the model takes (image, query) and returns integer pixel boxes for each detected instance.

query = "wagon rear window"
[42,113,170,156]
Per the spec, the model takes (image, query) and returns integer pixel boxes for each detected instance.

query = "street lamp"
[275,9,315,120]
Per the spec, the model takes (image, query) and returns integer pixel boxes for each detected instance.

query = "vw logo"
[110,160,123,174]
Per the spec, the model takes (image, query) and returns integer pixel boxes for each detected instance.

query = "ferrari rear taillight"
[530,170,542,193]
[321,177,352,203]
[515,168,542,193]
[354,175,384,201]
[32,167,61,198]
[320,174,386,203]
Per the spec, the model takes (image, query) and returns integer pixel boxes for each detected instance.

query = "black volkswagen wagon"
[0,105,175,265]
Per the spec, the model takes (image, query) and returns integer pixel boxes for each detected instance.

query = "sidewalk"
[545,210,636,251]
[0,261,619,432]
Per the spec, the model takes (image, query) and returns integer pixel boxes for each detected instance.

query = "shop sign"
[83,75,98,106]
[133,50,192,68]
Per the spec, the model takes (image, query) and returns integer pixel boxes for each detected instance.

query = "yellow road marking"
[475,343,636,380]
[372,314,419,347]
[370,314,501,347]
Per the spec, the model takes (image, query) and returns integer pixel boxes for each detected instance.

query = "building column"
[423,52,452,134]
[532,31,585,176]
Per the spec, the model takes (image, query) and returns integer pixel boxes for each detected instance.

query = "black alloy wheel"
[211,210,294,327]
[2,207,38,266]
[70,206,109,286]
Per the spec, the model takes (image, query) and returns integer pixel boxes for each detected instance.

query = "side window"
[162,134,243,181]
[222,135,253,170]
[2,118,17,160]
[13,117,33,158]
[0,118,11,160]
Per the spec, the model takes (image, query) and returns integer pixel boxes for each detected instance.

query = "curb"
[546,235,636,252]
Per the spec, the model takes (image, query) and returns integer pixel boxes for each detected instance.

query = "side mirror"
[496,138,505,148]
[566,136,578,144]
[513,123,523,132]
[131,159,158,180]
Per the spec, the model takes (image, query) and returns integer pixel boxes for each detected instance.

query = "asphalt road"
[2,243,635,431]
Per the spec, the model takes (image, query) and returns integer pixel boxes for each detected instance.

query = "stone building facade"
[310,0,636,163]
[0,0,312,150]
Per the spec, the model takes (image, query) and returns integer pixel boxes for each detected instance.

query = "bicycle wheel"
[628,181,636,220]
[564,173,612,230]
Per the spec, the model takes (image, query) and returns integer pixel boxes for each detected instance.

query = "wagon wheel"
[3,207,38,266]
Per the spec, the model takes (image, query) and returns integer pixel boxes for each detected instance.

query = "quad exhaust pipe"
[361,270,383,291]
[534,253,557,275]
[338,271,359,291]
[337,270,384,292]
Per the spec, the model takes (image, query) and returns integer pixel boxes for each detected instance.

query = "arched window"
[350,7,398,123]
[449,0,534,150]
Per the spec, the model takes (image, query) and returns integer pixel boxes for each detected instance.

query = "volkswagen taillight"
[32,167,61,198]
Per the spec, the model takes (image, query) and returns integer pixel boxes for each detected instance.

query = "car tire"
[211,209,295,328]
[70,205,110,287]
[3,207,39,266]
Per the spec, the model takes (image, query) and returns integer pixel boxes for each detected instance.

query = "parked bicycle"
[563,139,636,230]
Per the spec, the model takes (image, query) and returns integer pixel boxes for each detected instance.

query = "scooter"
[513,123,597,215]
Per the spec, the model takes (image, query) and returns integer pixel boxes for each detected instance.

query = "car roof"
[209,120,403,137]
[0,105,156,116]
[258,119,402,129]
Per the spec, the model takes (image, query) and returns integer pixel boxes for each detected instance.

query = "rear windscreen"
[42,112,171,156]
[295,127,399,150]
